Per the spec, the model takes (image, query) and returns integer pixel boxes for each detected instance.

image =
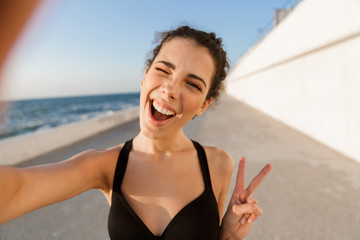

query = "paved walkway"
[1,95,359,240]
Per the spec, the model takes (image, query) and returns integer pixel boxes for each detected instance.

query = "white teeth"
[152,101,175,116]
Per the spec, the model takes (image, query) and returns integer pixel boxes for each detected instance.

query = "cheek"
[139,74,164,107]
[183,94,204,113]
[143,73,164,90]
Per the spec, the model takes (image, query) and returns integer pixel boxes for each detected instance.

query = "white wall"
[226,0,360,163]
[0,107,139,165]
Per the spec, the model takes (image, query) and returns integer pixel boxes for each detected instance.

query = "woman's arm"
[212,149,234,223]
[0,149,112,225]
[204,147,234,223]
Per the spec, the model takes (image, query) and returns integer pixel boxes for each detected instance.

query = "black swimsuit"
[108,139,220,240]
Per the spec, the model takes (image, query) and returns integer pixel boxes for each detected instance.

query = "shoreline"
[0,107,139,165]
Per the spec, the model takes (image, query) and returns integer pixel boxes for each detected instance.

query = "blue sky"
[2,0,288,100]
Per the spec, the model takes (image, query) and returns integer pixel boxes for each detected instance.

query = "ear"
[195,97,212,116]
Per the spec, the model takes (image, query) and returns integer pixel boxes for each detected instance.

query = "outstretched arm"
[220,157,272,240]
[0,149,110,225]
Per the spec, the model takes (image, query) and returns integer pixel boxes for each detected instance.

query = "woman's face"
[139,38,215,139]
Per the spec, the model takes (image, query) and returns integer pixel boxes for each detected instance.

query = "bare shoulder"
[72,146,120,167]
[203,146,234,176]
[202,145,234,203]
[200,146,235,219]
[71,144,124,191]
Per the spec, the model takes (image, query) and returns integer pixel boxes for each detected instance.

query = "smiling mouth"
[150,100,175,121]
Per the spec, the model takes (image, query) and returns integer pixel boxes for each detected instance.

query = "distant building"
[274,8,292,25]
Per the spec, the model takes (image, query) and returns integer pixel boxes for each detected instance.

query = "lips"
[147,99,176,126]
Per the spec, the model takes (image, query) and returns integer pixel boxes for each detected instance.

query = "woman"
[0,26,272,239]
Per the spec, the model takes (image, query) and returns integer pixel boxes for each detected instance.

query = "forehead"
[155,38,215,82]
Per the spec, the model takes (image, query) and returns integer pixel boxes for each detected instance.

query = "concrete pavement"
[1,94,359,240]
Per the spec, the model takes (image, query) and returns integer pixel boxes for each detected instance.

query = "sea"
[0,92,140,141]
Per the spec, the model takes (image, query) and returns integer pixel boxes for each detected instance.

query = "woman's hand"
[219,157,272,240]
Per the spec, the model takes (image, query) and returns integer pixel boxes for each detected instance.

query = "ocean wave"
[0,92,140,140]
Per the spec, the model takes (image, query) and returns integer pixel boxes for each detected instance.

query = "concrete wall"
[226,0,360,163]
[0,107,139,165]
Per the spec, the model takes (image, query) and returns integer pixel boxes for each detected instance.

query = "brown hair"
[146,26,229,101]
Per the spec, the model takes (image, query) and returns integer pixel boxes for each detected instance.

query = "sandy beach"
[1,94,359,240]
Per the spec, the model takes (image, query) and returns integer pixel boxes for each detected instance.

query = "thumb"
[232,203,263,217]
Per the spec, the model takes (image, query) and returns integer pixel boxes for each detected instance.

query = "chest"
[120,152,208,235]
[108,151,220,239]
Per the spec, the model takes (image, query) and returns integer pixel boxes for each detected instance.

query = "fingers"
[239,214,248,224]
[246,163,272,197]
[233,196,262,224]
[240,213,258,224]
[234,157,246,192]
[247,196,258,205]
[232,203,263,218]
[234,202,262,225]
[247,214,258,224]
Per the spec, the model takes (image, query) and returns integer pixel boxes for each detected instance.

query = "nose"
[161,77,180,100]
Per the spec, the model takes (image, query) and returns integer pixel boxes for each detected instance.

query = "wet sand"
[1,94,359,240]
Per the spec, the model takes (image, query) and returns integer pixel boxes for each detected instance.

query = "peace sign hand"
[220,157,272,240]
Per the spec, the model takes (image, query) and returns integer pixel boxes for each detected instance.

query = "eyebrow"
[155,60,207,88]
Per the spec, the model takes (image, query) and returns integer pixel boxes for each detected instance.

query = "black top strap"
[112,139,214,193]
[112,139,133,192]
[191,140,214,192]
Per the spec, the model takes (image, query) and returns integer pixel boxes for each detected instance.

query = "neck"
[133,130,192,158]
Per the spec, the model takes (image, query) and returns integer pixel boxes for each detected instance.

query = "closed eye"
[156,68,170,75]
[187,82,201,91]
